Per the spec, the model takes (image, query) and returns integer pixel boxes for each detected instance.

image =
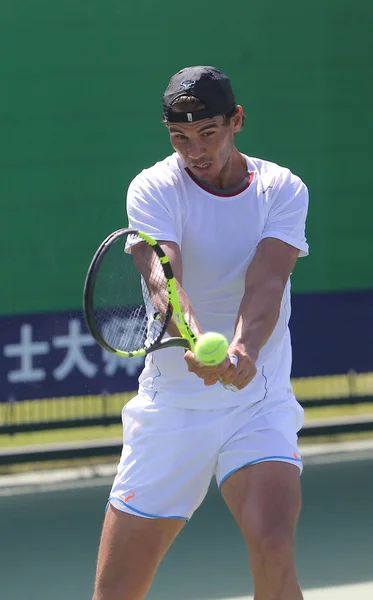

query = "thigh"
[220,461,302,541]
[94,504,184,600]
[216,395,303,543]
[216,394,304,489]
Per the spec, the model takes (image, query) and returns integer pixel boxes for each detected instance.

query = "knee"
[246,525,295,567]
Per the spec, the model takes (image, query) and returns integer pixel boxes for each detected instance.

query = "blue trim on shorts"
[218,455,303,488]
[106,496,189,521]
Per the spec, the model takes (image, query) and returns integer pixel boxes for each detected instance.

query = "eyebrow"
[169,123,219,134]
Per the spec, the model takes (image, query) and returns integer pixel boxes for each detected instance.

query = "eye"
[175,134,188,141]
[201,131,215,138]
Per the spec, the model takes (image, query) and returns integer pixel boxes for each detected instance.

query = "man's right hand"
[184,351,237,387]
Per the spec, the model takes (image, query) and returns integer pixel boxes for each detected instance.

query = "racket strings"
[92,233,170,353]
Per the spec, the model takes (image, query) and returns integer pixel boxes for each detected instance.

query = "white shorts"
[109,391,304,520]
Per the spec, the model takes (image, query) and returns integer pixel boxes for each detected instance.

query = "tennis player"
[92,66,309,600]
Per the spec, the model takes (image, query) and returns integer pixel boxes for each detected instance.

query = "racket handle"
[222,354,239,392]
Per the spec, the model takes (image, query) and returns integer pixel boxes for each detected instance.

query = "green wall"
[2,0,372,315]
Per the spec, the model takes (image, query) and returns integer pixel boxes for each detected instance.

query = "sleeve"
[260,170,309,257]
[126,174,181,246]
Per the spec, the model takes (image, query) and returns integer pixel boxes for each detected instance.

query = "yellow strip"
[0,373,372,421]
[292,371,373,400]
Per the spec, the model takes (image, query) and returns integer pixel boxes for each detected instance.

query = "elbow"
[267,278,287,308]
[246,277,287,303]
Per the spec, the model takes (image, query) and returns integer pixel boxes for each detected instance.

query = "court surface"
[230,582,373,599]
[1,452,372,599]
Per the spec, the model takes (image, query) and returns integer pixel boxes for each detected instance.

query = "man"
[93,66,308,600]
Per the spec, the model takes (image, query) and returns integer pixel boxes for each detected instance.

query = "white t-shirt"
[127,152,309,409]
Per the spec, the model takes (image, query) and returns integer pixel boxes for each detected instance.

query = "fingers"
[220,353,257,390]
[184,348,257,391]
[202,359,239,388]
[225,367,257,390]
[184,352,232,385]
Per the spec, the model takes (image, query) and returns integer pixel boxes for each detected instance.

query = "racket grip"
[222,354,239,392]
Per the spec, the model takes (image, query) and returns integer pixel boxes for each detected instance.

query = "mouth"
[190,162,212,173]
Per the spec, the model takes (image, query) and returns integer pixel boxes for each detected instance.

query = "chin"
[191,164,216,181]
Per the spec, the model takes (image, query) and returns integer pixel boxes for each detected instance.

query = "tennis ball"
[194,332,229,366]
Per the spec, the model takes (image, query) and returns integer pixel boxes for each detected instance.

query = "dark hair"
[163,95,246,128]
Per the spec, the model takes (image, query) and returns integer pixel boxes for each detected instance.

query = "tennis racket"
[83,228,238,391]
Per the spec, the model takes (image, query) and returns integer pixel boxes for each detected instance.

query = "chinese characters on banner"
[0,311,144,402]
[2,292,371,402]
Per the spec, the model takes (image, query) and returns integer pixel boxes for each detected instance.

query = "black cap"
[163,66,236,123]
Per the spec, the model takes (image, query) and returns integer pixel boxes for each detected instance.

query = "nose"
[187,139,205,161]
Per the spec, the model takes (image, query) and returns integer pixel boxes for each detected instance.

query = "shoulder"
[128,153,184,199]
[245,155,308,197]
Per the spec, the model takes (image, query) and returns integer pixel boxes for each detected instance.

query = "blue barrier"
[0,311,144,402]
[1,289,373,402]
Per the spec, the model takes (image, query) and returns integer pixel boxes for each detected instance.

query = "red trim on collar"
[185,168,254,197]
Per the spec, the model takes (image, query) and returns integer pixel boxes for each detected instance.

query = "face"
[167,110,243,185]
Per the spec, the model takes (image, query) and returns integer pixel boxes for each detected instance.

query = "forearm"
[167,281,203,337]
[232,280,284,361]
[132,240,203,338]
[143,278,201,338]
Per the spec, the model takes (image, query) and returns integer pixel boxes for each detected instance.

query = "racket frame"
[83,228,197,357]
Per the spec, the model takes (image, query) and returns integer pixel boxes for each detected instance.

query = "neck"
[206,149,247,189]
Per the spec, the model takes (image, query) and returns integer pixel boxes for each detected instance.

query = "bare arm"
[131,240,203,338]
[234,237,299,359]
[221,237,300,389]
[131,240,234,383]
[159,241,204,337]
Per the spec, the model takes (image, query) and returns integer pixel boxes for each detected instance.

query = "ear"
[232,105,244,133]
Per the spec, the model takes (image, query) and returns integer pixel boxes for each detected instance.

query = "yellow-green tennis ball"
[194,332,229,366]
